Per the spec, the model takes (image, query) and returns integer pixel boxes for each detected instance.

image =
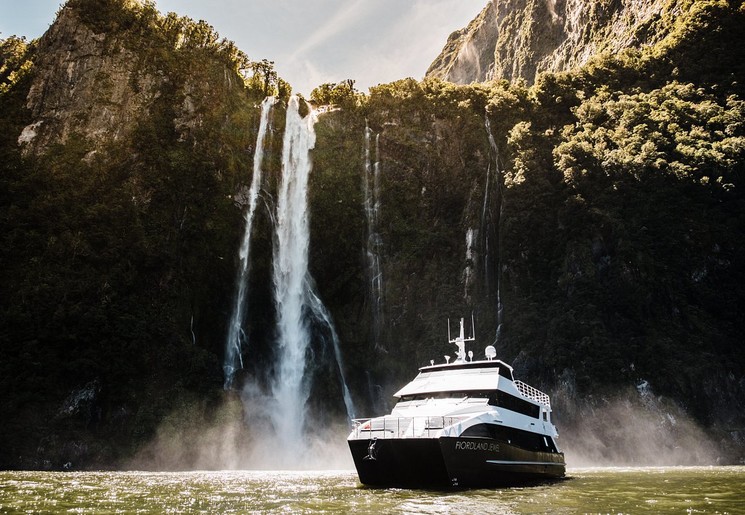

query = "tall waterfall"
[363,123,384,350]
[485,114,504,344]
[270,96,355,447]
[223,96,275,389]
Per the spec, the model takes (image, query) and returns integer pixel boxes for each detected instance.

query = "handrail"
[351,416,464,439]
[513,380,551,408]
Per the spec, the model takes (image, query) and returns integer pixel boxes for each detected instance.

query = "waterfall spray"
[363,123,384,351]
[223,96,276,389]
[485,114,504,344]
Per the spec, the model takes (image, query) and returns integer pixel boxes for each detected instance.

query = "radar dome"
[485,345,497,360]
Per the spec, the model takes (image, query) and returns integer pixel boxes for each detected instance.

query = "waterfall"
[271,95,315,445]
[306,283,356,420]
[464,227,475,301]
[485,114,504,345]
[223,96,275,390]
[363,123,384,351]
[270,96,356,447]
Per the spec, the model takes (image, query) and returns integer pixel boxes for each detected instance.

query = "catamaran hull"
[349,437,565,488]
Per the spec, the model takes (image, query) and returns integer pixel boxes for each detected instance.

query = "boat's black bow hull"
[349,437,565,488]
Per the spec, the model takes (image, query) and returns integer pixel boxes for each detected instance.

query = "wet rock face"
[19,6,163,155]
[18,4,240,157]
[426,0,673,84]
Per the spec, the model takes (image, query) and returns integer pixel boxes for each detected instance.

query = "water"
[224,96,276,389]
[306,284,357,420]
[271,94,318,449]
[1,467,743,513]
[363,123,384,351]
[484,114,503,345]
[464,227,475,301]
[270,95,355,451]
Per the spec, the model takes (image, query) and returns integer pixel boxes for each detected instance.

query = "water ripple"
[0,467,743,514]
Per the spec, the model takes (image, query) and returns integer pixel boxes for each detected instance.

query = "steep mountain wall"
[0,0,279,469]
[18,2,250,155]
[20,6,162,153]
[427,0,678,84]
[1,0,744,469]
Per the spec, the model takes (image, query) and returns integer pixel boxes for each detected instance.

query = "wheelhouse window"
[396,389,541,419]
[489,390,540,418]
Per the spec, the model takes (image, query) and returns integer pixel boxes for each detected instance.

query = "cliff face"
[1,0,744,469]
[427,0,677,84]
[0,0,277,469]
[18,3,248,155]
[19,6,160,153]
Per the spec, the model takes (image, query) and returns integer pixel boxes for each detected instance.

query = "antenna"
[448,317,475,345]
[449,317,475,363]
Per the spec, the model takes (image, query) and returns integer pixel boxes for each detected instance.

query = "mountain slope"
[1,0,744,469]
[0,0,281,469]
[427,0,682,84]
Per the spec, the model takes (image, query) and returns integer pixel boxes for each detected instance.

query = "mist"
[129,372,728,471]
[126,391,354,471]
[556,382,722,467]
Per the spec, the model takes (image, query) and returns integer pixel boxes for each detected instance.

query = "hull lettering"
[454,440,500,453]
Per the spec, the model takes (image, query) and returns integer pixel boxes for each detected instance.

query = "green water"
[0,467,743,513]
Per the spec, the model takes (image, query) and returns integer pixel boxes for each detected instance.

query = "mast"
[448,316,475,362]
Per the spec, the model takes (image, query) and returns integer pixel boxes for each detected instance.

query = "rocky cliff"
[1,0,744,469]
[427,0,680,84]
[20,6,160,153]
[18,1,254,155]
[0,0,280,469]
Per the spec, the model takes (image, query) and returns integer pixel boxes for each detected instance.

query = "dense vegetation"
[0,0,287,468]
[0,0,743,468]
[308,0,745,454]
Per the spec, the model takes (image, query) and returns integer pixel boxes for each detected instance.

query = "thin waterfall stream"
[363,123,384,351]
[485,114,504,345]
[223,96,275,389]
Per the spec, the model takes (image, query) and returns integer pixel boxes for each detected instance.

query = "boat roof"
[393,359,513,398]
[418,359,513,375]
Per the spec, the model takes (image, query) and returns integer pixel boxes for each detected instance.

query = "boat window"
[498,367,514,380]
[489,390,540,418]
[396,390,493,403]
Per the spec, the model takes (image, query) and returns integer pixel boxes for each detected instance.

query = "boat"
[347,318,565,488]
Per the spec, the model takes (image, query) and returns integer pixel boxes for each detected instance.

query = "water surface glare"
[0,467,743,513]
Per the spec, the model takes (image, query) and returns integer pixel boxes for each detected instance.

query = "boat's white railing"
[513,380,551,408]
[351,416,464,439]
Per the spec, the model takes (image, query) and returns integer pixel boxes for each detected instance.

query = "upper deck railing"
[514,380,551,408]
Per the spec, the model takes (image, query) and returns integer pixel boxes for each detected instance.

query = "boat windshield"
[397,390,492,402]
[396,389,541,418]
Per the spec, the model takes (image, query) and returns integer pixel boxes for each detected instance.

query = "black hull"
[349,437,565,489]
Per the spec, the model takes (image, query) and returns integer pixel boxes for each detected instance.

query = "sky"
[0,0,486,95]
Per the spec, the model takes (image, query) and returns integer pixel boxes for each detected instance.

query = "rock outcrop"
[18,3,243,156]
[19,6,158,154]
[427,0,678,84]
